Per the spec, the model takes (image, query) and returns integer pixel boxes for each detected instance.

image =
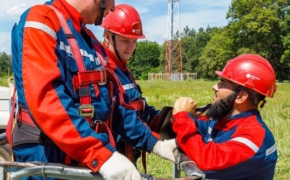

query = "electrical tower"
[165,0,182,80]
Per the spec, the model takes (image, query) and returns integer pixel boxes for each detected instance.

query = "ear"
[235,91,249,104]
[104,32,110,43]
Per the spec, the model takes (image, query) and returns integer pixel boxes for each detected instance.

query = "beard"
[205,93,237,120]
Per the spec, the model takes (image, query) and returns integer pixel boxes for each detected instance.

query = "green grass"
[1,77,289,179]
[136,80,290,179]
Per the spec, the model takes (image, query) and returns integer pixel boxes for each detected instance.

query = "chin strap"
[111,33,137,65]
[111,33,124,64]
[95,0,106,25]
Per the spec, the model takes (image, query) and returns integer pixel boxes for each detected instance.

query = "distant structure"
[165,0,183,80]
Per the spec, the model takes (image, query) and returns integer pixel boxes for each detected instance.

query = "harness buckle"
[92,120,103,132]
[78,104,94,118]
[98,69,107,86]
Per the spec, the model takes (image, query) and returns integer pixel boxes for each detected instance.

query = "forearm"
[113,105,158,152]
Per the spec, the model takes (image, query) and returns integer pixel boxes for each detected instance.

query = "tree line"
[1,0,290,82]
[129,0,290,82]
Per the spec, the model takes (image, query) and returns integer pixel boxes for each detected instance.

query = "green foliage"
[136,80,290,179]
[199,27,235,79]
[0,52,12,77]
[226,0,290,82]
[128,40,161,80]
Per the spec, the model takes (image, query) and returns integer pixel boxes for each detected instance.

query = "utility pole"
[165,0,183,80]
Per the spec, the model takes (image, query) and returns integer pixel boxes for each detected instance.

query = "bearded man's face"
[206,79,237,120]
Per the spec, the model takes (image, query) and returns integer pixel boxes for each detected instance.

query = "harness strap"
[48,5,94,125]
[93,120,116,148]
[129,99,145,112]
[142,150,147,174]
[17,108,36,127]
[93,44,135,111]
[125,144,134,163]
[6,87,16,148]
[72,70,106,92]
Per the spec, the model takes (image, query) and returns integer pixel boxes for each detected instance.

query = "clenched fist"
[173,97,196,116]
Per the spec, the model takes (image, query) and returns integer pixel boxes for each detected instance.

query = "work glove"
[99,152,141,180]
[152,139,177,163]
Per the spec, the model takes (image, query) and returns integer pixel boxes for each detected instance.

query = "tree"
[0,52,12,77]
[199,27,235,79]
[226,0,290,82]
[128,40,160,80]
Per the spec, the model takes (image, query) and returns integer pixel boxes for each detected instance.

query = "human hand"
[99,152,141,180]
[152,139,177,163]
[173,97,196,116]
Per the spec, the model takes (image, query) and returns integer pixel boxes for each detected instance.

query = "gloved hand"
[152,139,177,163]
[99,152,141,180]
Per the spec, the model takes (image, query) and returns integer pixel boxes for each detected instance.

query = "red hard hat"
[216,54,277,98]
[101,4,145,39]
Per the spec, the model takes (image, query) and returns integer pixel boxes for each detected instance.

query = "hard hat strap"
[112,33,124,63]
[95,0,106,25]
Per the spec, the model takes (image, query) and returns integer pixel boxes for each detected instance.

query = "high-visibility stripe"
[266,144,276,156]
[59,41,100,64]
[230,137,259,153]
[25,21,57,39]
[208,127,212,135]
[123,83,135,90]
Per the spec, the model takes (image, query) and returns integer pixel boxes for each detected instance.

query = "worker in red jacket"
[9,0,177,180]
[171,54,278,180]
[100,4,163,165]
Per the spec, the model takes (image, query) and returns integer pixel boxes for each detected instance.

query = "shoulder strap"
[47,5,117,148]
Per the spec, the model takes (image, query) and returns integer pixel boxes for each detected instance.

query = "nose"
[212,84,218,92]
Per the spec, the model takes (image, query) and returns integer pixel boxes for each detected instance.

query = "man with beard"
[171,54,278,180]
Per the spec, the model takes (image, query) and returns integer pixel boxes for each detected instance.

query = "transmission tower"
[165,0,183,80]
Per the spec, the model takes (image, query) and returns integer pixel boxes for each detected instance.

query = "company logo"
[132,29,141,33]
[246,73,260,80]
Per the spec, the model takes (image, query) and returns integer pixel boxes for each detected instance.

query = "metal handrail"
[0,161,203,180]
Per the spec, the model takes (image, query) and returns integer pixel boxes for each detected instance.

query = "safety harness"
[6,5,135,150]
[6,4,153,174]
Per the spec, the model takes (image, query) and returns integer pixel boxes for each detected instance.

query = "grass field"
[135,80,290,179]
[1,78,289,179]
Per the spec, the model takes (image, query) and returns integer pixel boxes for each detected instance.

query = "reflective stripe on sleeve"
[25,21,57,39]
[59,41,99,64]
[266,144,276,156]
[230,137,259,153]
[123,83,135,90]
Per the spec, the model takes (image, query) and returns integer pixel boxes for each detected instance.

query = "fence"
[148,73,197,81]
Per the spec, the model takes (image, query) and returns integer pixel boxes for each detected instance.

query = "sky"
[0,0,232,54]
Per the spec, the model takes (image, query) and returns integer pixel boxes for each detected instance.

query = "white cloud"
[135,7,149,14]
[6,3,29,16]
[0,0,232,54]
[0,33,11,53]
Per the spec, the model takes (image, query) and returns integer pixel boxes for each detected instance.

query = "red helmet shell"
[216,54,277,97]
[101,4,145,39]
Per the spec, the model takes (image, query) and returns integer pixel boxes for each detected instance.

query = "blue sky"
[0,0,232,54]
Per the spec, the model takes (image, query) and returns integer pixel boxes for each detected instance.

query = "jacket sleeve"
[112,95,158,152]
[142,97,160,124]
[136,84,160,124]
[171,112,266,179]
[14,5,114,172]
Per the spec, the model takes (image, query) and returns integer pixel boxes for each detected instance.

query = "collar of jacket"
[229,109,259,120]
[52,0,84,32]
[103,43,129,72]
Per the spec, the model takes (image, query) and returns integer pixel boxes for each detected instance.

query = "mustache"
[205,93,236,120]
